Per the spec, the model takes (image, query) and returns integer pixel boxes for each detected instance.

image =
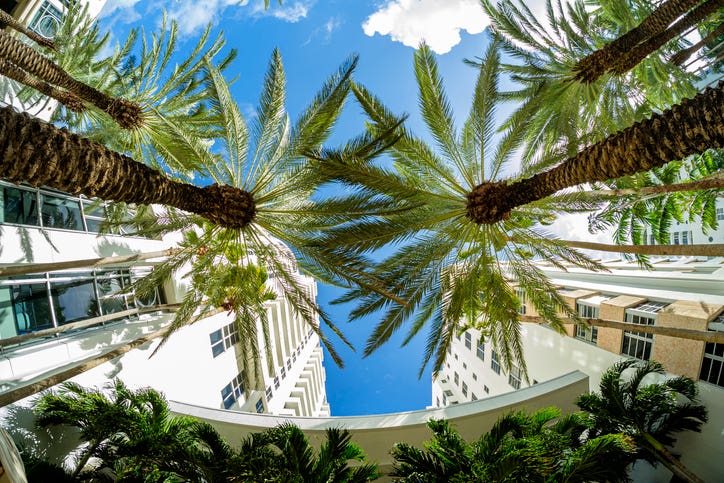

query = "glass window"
[622,302,665,361]
[462,382,468,397]
[700,324,723,388]
[491,351,501,375]
[472,373,477,381]
[464,332,472,349]
[255,399,264,413]
[516,288,526,314]
[40,194,83,231]
[454,372,459,386]
[484,385,489,394]
[673,232,680,245]
[96,272,130,315]
[508,364,522,389]
[471,393,477,401]
[82,200,106,233]
[12,283,53,333]
[1,185,39,226]
[50,278,98,325]
[476,341,484,361]
[29,0,62,39]
[575,303,600,344]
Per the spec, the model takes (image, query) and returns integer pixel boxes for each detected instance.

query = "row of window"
[700,318,724,388]
[0,269,157,340]
[209,323,240,358]
[0,182,145,236]
[264,329,315,402]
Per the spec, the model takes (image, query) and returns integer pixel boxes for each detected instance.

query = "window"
[209,322,239,358]
[280,366,286,379]
[454,353,458,360]
[462,382,468,397]
[472,373,477,381]
[29,0,62,39]
[442,393,447,405]
[508,364,522,390]
[444,390,453,397]
[575,302,600,344]
[622,302,667,361]
[476,341,484,361]
[682,231,689,245]
[273,376,280,389]
[700,321,723,387]
[491,351,501,375]
[255,398,264,413]
[436,397,440,407]
[673,232,680,245]
[221,372,245,409]
[484,385,489,394]
[462,362,467,370]
[265,386,273,400]
[717,207,724,221]
[516,288,526,314]
[464,332,472,349]
[471,393,477,401]
[454,372,459,386]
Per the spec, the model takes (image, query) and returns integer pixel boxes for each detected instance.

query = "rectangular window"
[491,351,501,375]
[464,331,472,349]
[273,376,280,389]
[516,288,526,314]
[40,193,83,231]
[682,231,689,245]
[700,322,723,388]
[476,341,484,361]
[472,373,477,381]
[575,302,600,344]
[622,302,667,361]
[471,393,477,401]
[265,386,273,400]
[673,232,680,245]
[442,393,447,406]
[484,385,489,394]
[436,397,440,407]
[255,399,264,413]
[1,185,39,226]
[454,372,459,386]
[220,372,245,409]
[462,382,468,397]
[508,364,522,390]
[209,322,239,358]
[717,207,724,221]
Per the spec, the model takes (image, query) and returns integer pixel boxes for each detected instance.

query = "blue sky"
[96,0,592,416]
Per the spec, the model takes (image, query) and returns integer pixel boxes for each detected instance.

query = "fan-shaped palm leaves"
[391,408,634,482]
[577,359,708,483]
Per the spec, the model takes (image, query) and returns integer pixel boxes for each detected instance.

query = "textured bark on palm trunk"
[671,22,724,65]
[612,0,724,75]
[573,0,702,82]
[0,10,55,50]
[467,82,724,224]
[0,31,142,129]
[0,59,84,112]
[0,106,257,229]
[643,432,704,483]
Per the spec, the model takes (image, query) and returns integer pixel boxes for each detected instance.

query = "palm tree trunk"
[573,0,702,82]
[0,59,84,112]
[519,316,724,344]
[466,82,724,224]
[671,22,724,65]
[591,171,724,197]
[641,432,705,483]
[0,106,257,229]
[0,248,180,277]
[558,239,723,256]
[0,31,142,129]
[612,0,724,75]
[0,10,55,50]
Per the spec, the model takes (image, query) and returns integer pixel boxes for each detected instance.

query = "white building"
[433,255,724,481]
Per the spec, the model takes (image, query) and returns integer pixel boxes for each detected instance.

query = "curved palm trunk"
[558,240,723,256]
[591,172,724,197]
[612,0,724,75]
[642,432,704,483]
[671,22,724,65]
[573,0,702,82]
[0,10,55,50]
[520,315,724,343]
[0,248,180,277]
[0,59,84,112]
[467,82,724,224]
[0,31,142,129]
[0,107,257,229]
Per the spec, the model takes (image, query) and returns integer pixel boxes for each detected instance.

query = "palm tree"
[481,0,700,168]
[241,423,379,482]
[33,380,236,481]
[324,40,721,377]
[577,360,709,483]
[390,408,634,482]
[575,0,722,83]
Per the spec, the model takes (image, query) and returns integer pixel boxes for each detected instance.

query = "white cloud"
[303,15,341,46]
[166,0,239,36]
[99,0,143,21]
[362,0,489,54]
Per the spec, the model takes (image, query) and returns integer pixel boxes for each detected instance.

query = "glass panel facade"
[12,283,53,333]
[40,193,83,231]
[50,278,98,324]
[1,185,38,225]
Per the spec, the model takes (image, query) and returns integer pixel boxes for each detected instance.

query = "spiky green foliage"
[238,423,379,482]
[577,359,708,481]
[587,149,724,255]
[124,49,402,368]
[34,380,235,481]
[391,408,634,482]
[48,4,235,176]
[323,41,606,377]
[481,0,698,172]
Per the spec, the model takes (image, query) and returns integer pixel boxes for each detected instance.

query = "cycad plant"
[391,408,634,482]
[577,360,709,483]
